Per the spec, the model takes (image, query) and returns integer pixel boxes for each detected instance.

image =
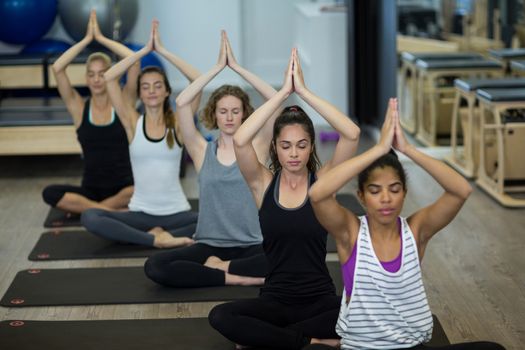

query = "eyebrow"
[367,182,402,188]
[279,139,309,144]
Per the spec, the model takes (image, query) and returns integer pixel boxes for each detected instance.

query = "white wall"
[1,0,349,124]
[126,0,243,91]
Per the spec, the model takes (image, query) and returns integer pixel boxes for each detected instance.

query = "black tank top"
[76,99,133,188]
[259,171,336,304]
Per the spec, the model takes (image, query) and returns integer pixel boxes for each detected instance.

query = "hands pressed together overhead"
[378,98,411,155]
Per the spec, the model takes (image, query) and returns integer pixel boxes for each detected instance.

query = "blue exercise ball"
[21,38,71,55]
[126,43,165,70]
[0,0,58,45]
[58,0,137,42]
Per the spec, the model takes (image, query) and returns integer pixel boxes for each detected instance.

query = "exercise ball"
[126,43,165,70]
[21,38,71,55]
[0,0,57,45]
[58,0,138,42]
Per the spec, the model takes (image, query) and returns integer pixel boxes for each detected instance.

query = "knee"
[208,303,233,333]
[80,209,103,231]
[42,185,63,207]
[144,256,163,284]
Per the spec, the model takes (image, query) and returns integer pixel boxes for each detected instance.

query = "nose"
[380,189,391,203]
[290,146,298,158]
[226,112,233,121]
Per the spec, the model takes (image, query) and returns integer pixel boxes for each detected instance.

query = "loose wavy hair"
[199,85,254,130]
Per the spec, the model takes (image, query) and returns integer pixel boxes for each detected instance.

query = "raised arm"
[396,104,472,251]
[154,21,202,115]
[224,31,279,161]
[174,32,227,171]
[51,13,94,127]
[233,49,295,208]
[104,24,155,142]
[91,10,139,104]
[309,99,396,252]
[292,51,360,177]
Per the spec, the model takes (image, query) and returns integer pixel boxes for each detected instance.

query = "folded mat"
[1,262,343,307]
[0,315,449,349]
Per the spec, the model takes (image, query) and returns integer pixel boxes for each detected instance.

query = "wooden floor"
[0,130,523,349]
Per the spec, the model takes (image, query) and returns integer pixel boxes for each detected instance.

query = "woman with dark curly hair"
[144,31,277,287]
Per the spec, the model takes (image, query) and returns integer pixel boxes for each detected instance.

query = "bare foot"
[204,255,230,272]
[150,228,194,248]
[310,338,340,348]
[225,273,265,286]
[235,344,251,350]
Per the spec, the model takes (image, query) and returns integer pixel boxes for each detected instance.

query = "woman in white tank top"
[80,20,200,249]
[307,99,504,349]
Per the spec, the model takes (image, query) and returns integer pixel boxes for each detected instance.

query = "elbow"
[341,124,360,142]
[233,133,243,148]
[51,63,60,75]
[460,182,473,201]
[454,181,473,202]
[308,186,322,204]
[175,97,184,109]
[103,72,113,82]
[349,125,361,141]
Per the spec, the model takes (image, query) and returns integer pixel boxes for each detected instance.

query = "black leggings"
[42,184,128,207]
[144,243,267,287]
[208,294,341,350]
[303,341,506,349]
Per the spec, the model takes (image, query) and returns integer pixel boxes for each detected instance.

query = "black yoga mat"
[0,262,343,307]
[327,194,365,253]
[43,208,81,228]
[28,230,160,261]
[0,315,449,350]
[43,199,200,228]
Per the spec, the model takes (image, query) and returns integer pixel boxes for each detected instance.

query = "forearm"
[175,64,221,107]
[299,88,360,141]
[52,37,90,73]
[105,48,148,81]
[310,145,386,202]
[232,64,276,100]
[234,89,289,147]
[403,145,472,199]
[96,35,134,58]
[157,47,200,82]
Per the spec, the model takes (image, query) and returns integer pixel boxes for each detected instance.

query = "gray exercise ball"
[58,0,138,42]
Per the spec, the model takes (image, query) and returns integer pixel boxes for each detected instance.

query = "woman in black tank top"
[42,10,137,218]
[209,49,360,349]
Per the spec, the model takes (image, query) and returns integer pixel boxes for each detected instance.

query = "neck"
[91,94,110,108]
[368,218,399,241]
[280,168,308,190]
[218,133,234,148]
[145,107,165,124]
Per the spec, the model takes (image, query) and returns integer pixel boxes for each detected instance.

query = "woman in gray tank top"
[144,31,278,287]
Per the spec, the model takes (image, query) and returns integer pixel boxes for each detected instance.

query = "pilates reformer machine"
[398,52,484,135]
[445,74,525,207]
[414,56,503,146]
[0,54,87,156]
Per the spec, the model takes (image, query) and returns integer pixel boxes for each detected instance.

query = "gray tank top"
[193,141,262,247]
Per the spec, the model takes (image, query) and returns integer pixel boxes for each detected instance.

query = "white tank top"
[128,115,190,215]
[336,216,433,349]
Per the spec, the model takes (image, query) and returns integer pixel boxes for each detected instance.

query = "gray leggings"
[81,208,198,246]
